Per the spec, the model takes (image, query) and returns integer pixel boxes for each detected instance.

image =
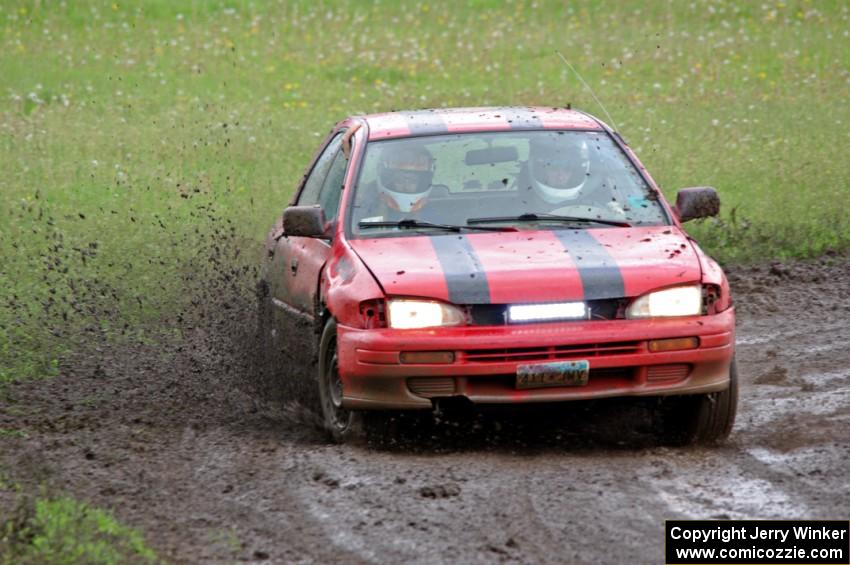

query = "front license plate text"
[516,360,590,389]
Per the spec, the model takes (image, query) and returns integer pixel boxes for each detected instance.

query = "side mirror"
[674,187,720,222]
[282,205,328,238]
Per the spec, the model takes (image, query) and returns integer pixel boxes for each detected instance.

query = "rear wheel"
[254,279,278,401]
[658,357,739,445]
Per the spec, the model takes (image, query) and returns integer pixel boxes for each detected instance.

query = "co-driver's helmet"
[377,145,434,213]
[528,136,591,204]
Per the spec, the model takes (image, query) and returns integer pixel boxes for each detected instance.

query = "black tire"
[318,318,368,442]
[658,357,739,446]
[254,279,277,401]
[318,318,433,444]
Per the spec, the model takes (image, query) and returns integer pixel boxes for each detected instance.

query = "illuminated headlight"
[508,302,586,323]
[386,299,465,329]
[626,285,702,319]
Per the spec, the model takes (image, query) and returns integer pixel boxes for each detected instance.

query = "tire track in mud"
[2,255,850,564]
[178,429,375,564]
[727,317,850,520]
[644,263,850,524]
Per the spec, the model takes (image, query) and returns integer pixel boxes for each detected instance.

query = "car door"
[269,131,348,374]
[268,131,343,313]
[286,136,349,315]
[265,132,347,382]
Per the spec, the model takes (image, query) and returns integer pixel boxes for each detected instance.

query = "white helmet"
[529,137,591,204]
[377,145,434,213]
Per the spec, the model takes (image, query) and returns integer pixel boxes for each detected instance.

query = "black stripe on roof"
[405,111,450,136]
[503,108,545,130]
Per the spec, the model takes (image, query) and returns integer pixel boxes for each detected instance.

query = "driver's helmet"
[377,145,434,213]
[528,136,591,204]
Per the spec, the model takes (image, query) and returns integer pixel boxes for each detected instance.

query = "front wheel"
[658,357,739,445]
[318,318,421,444]
[318,318,362,442]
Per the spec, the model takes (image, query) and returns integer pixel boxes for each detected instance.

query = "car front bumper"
[336,307,735,409]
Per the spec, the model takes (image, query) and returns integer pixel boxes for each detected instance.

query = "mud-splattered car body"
[261,107,737,443]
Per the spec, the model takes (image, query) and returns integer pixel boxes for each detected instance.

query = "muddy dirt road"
[2,255,849,564]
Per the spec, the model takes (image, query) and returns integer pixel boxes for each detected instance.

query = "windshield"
[348,130,668,237]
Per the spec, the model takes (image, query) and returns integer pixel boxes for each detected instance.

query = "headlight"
[386,299,465,329]
[626,285,702,319]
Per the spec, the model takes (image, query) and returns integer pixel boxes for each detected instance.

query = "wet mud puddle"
[2,255,850,563]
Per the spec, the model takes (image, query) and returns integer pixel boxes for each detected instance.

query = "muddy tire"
[658,357,739,445]
[318,318,371,442]
[254,279,277,401]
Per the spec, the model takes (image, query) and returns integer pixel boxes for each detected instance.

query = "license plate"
[516,360,590,389]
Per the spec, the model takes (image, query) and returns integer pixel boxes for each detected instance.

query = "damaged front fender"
[322,240,385,329]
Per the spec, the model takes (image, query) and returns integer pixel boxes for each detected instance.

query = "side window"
[297,133,343,206]
[318,149,348,222]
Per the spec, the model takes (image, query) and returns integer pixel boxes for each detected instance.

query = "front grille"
[589,367,635,381]
[467,304,507,325]
[462,341,641,363]
[408,377,456,398]
[646,364,691,382]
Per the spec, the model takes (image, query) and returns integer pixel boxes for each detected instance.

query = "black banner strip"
[405,111,449,136]
[551,230,625,300]
[503,107,545,130]
[666,520,850,565]
[430,235,491,304]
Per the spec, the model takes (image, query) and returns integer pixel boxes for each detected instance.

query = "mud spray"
[3,194,850,561]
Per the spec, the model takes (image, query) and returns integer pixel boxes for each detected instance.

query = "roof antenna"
[556,51,620,133]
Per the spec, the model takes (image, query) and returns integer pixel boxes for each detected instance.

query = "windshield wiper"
[359,218,516,232]
[466,213,630,228]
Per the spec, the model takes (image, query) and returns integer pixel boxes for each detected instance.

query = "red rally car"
[259,107,737,444]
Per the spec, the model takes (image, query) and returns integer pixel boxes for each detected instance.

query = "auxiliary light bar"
[508,302,587,323]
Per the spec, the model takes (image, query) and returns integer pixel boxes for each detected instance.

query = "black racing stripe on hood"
[406,111,449,136]
[430,235,491,304]
[552,230,625,300]
[504,108,544,130]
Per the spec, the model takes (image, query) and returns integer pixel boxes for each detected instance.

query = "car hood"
[348,226,701,304]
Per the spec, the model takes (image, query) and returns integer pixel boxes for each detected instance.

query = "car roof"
[357,106,605,141]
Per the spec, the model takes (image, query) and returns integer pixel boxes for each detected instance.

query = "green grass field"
[2,0,849,382]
